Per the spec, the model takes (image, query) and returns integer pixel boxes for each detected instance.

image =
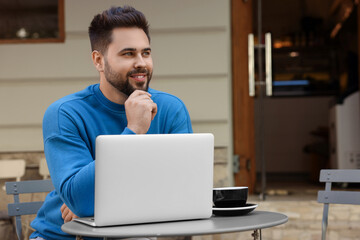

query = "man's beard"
[104,60,152,97]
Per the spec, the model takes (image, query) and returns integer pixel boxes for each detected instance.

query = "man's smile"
[129,73,147,83]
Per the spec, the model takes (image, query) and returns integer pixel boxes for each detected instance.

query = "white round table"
[62,211,288,240]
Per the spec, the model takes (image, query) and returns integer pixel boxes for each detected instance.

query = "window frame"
[0,0,65,44]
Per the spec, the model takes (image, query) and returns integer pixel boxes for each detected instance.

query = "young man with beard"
[29,6,192,240]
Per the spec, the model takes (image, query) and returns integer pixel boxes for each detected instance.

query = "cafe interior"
[0,0,359,239]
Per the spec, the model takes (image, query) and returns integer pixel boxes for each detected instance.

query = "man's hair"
[88,6,150,54]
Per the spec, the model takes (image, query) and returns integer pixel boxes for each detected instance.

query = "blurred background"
[0,0,359,239]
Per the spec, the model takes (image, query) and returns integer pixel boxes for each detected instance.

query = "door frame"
[232,1,360,193]
[231,0,256,193]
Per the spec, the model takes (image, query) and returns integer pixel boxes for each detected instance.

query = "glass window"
[0,0,64,43]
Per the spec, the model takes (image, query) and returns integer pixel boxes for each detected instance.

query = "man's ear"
[92,50,104,72]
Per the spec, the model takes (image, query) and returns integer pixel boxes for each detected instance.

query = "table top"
[61,211,288,239]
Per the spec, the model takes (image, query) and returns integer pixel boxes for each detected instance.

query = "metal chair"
[0,159,26,238]
[317,169,360,240]
[21,158,52,239]
[6,180,54,240]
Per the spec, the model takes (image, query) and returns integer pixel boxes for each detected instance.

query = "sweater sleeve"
[169,99,193,134]
[44,135,96,217]
[43,106,133,217]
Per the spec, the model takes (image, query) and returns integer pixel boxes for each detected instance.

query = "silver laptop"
[74,133,214,227]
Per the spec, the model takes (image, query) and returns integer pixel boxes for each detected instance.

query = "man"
[30,6,192,240]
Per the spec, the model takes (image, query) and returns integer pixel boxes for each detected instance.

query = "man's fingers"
[125,90,156,134]
[64,214,74,223]
[128,90,151,99]
[125,92,153,107]
[64,214,72,223]
[151,103,157,120]
[60,204,66,212]
[60,203,79,223]
[126,92,155,108]
[129,94,153,102]
[62,208,69,220]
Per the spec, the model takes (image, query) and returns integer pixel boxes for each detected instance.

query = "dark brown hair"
[88,6,150,54]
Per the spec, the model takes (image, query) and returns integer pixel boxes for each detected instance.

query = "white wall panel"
[192,122,229,147]
[151,76,229,121]
[0,38,95,79]
[151,31,228,76]
[65,0,229,32]
[0,0,232,153]
[0,126,43,152]
[0,79,96,125]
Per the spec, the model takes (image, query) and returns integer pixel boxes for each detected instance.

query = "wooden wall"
[0,0,233,160]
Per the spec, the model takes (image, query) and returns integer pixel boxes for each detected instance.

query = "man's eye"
[123,52,133,56]
[143,52,151,56]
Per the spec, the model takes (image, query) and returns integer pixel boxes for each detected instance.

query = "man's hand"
[61,203,78,223]
[125,90,157,134]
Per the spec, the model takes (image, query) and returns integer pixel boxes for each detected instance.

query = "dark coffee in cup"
[213,187,248,208]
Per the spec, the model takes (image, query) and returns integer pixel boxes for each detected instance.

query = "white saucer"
[213,203,258,216]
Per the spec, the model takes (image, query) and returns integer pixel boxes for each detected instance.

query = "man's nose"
[134,55,146,68]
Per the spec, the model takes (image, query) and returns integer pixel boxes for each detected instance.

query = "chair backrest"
[0,159,26,181]
[39,158,50,179]
[6,180,54,240]
[317,169,360,240]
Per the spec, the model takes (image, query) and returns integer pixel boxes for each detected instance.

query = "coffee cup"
[213,187,248,208]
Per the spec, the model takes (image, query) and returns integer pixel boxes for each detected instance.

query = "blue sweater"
[30,84,192,240]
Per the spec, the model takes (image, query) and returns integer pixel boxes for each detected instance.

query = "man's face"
[103,27,153,96]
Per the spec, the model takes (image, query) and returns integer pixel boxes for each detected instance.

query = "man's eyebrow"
[119,47,151,53]
[119,48,136,53]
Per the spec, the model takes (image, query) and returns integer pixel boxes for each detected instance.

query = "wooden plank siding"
[0,0,232,167]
